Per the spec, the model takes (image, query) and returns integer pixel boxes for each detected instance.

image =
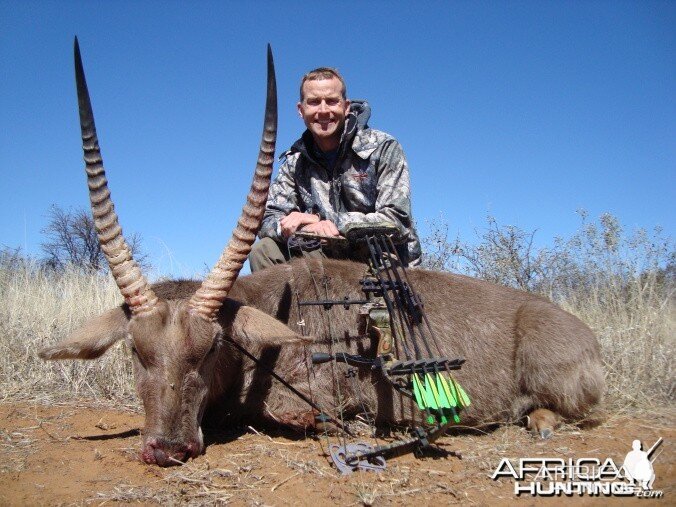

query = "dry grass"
[0,427,36,473]
[85,434,466,506]
[87,434,333,505]
[561,273,674,412]
[0,257,136,405]
[0,233,673,414]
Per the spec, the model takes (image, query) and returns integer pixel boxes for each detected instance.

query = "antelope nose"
[153,447,190,467]
[153,447,169,466]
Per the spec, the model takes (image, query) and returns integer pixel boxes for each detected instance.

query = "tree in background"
[422,215,546,292]
[41,205,149,272]
[422,210,674,301]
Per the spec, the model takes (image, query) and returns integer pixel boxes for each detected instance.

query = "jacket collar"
[283,126,379,162]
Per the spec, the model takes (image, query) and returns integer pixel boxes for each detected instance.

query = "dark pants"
[249,237,373,272]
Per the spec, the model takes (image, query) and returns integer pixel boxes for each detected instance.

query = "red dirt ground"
[0,402,673,505]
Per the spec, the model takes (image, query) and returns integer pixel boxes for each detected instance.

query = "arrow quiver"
[289,222,471,474]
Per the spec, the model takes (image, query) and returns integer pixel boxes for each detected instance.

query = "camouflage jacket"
[259,101,422,265]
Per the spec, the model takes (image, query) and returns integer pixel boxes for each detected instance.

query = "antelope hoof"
[314,413,340,435]
[525,408,561,439]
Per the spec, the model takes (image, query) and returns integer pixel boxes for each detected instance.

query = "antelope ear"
[39,307,130,360]
[230,305,312,346]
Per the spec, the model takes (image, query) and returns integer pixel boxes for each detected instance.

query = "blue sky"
[1,1,674,277]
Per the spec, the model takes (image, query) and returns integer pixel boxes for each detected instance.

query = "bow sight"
[290,223,471,474]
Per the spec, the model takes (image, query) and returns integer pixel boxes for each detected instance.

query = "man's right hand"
[280,211,319,238]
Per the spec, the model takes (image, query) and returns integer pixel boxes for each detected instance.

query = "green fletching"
[426,373,441,403]
[445,375,460,406]
[437,374,458,408]
[452,378,471,407]
[423,373,440,410]
[411,373,469,425]
[434,373,452,408]
[412,374,426,410]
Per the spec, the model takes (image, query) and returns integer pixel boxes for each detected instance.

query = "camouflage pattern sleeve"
[258,157,301,241]
[325,140,415,243]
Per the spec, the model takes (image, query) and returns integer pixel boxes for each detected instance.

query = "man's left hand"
[300,220,340,237]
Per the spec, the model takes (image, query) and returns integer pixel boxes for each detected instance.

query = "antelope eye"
[129,344,148,368]
[207,341,218,355]
[207,332,223,356]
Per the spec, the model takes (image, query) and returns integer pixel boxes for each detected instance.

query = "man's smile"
[316,119,335,130]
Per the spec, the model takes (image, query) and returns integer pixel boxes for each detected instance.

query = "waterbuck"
[40,39,605,467]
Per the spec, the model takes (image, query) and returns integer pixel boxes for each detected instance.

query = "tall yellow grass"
[560,274,674,410]
[0,258,135,403]
[0,235,673,410]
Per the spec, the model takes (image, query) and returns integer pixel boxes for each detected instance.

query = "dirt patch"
[0,402,673,505]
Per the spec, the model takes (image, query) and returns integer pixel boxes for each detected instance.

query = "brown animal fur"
[41,255,605,465]
[224,258,605,428]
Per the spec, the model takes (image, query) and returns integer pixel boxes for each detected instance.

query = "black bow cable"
[365,235,441,427]
[375,236,434,358]
[380,235,465,424]
[365,236,419,360]
[224,337,353,436]
[383,235,447,366]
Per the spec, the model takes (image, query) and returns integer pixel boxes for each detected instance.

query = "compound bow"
[288,223,471,474]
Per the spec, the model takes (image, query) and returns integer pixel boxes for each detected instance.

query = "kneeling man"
[250,67,421,271]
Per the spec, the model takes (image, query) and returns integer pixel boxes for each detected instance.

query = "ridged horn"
[74,37,158,315]
[188,45,277,320]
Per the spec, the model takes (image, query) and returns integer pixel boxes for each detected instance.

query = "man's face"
[298,77,350,151]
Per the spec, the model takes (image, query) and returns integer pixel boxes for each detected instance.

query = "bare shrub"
[422,212,675,410]
[41,205,149,272]
[422,215,548,291]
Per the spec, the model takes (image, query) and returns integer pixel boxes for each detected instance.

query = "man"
[250,67,421,271]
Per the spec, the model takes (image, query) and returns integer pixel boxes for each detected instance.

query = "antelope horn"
[189,45,277,320]
[74,37,158,314]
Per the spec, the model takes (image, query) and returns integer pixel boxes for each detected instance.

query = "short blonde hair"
[299,67,347,101]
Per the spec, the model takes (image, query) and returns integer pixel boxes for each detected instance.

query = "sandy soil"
[0,402,673,506]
